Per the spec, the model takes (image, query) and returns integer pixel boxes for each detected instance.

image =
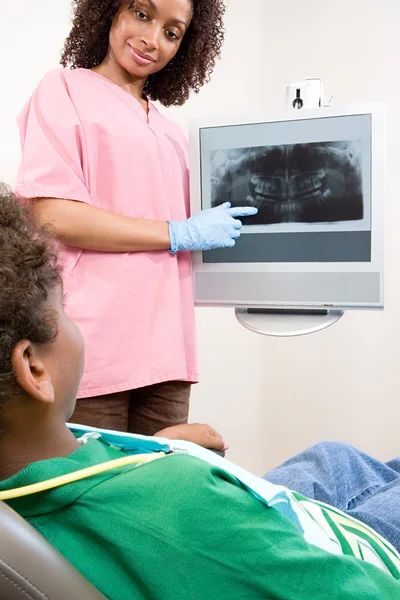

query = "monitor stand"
[235,307,344,337]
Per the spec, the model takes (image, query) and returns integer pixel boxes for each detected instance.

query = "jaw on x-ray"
[210,141,363,226]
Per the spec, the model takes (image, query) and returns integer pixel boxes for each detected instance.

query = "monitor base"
[235,307,344,337]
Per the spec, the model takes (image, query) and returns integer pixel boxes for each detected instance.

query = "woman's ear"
[11,340,55,404]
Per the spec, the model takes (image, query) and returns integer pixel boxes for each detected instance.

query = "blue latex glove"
[168,202,258,253]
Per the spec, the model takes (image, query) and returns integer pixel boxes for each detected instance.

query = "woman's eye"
[135,10,148,20]
[165,30,178,40]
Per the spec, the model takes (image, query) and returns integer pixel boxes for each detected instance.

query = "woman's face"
[108,0,192,79]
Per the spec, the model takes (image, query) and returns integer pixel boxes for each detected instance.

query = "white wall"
[1,0,399,475]
[187,0,400,475]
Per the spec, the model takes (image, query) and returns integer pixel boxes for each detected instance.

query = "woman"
[15,0,257,435]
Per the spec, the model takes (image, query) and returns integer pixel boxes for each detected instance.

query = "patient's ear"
[11,340,55,404]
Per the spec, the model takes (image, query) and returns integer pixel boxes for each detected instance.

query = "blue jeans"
[263,441,400,552]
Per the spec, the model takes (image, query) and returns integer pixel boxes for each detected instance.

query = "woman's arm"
[34,198,171,252]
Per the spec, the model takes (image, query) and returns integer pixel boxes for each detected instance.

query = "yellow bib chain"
[0,452,165,501]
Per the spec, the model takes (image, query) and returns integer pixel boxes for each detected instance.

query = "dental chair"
[0,500,107,600]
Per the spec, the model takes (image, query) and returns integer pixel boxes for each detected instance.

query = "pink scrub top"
[16,68,199,397]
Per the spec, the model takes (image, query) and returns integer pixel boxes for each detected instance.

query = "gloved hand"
[168,202,258,253]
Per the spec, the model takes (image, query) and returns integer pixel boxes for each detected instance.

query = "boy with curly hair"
[15,0,257,435]
[1,186,400,599]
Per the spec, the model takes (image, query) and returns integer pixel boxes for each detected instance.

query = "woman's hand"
[168,202,258,253]
[155,423,228,451]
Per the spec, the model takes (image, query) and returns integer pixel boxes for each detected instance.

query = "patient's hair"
[60,0,225,107]
[0,185,61,404]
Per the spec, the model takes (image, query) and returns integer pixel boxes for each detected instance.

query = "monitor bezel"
[189,103,385,310]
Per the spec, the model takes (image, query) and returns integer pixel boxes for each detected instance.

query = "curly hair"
[60,0,226,106]
[0,185,61,404]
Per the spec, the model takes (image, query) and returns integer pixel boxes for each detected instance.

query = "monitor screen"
[189,105,385,310]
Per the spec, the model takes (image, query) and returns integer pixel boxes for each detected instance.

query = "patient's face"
[41,286,85,419]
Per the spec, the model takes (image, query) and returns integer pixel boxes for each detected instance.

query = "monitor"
[189,104,385,311]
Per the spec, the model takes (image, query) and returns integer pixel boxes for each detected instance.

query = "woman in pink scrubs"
[16,0,256,436]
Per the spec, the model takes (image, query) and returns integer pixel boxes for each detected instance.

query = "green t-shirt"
[1,438,400,600]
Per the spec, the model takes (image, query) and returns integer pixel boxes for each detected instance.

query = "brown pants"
[70,380,191,436]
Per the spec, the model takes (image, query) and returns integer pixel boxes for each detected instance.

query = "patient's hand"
[155,423,228,451]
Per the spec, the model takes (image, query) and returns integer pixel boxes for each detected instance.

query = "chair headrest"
[0,500,107,600]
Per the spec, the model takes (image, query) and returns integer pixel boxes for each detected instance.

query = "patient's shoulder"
[87,453,253,515]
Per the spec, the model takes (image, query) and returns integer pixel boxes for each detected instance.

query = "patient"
[1,185,400,600]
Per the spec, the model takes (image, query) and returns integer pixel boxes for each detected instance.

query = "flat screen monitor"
[189,104,385,311]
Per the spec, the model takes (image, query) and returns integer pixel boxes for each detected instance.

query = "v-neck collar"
[81,68,156,124]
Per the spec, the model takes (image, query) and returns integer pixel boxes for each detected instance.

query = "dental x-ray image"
[210,141,363,226]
